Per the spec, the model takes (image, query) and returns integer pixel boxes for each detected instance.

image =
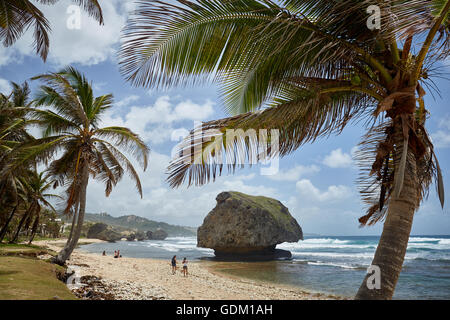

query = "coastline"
[34,239,340,300]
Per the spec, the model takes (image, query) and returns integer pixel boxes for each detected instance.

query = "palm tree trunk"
[355,118,418,299]
[54,165,89,265]
[67,203,79,243]
[10,203,35,244]
[0,204,18,243]
[28,209,41,244]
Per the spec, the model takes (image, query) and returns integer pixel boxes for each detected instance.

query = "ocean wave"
[292,251,375,259]
[278,237,450,252]
[409,237,447,242]
[306,261,365,270]
[280,243,376,250]
[278,238,376,251]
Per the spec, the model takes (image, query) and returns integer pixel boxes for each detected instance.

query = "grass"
[0,243,55,257]
[227,191,295,229]
[0,244,76,300]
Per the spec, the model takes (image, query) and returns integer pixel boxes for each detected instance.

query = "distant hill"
[64,213,197,237]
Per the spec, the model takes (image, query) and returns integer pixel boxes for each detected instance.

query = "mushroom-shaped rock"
[197,191,303,260]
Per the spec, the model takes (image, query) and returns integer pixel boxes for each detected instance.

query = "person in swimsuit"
[182,257,188,277]
[171,255,177,274]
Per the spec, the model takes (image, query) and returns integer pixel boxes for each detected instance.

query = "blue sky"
[1,0,449,235]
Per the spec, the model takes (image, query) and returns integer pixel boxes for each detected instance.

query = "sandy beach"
[34,239,338,300]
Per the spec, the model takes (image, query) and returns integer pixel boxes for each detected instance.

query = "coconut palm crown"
[8,66,149,264]
[119,0,449,299]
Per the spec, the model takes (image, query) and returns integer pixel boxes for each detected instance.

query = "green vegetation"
[226,192,293,228]
[0,256,75,300]
[80,213,196,237]
[0,243,55,257]
[0,244,75,300]
[0,67,150,268]
[119,0,450,299]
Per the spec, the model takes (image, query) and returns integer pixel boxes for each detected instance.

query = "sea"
[80,235,450,299]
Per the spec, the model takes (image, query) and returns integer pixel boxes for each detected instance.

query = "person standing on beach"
[171,255,177,274]
[182,258,188,277]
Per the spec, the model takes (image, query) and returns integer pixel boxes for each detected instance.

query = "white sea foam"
[306,261,363,269]
[292,251,375,259]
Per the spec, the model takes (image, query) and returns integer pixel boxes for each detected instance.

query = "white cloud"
[0,47,17,67]
[432,115,450,148]
[267,164,320,181]
[432,131,450,148]
[116,95,140,108]
[323,148,353,168]
[296,179,351,202]
[100,96,215,145]
[2,0,130,66]
[438,115,450,130]
[84,150,279,226]
[0,78,12,94]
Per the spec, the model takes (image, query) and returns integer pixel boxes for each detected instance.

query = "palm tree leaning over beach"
[119,0,449,299]
[0,0,103,61]
[9,66,149,265]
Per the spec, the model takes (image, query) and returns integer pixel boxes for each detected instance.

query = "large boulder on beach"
[197,191,303,260]
[87,223,122,242]
[135,231,146,241]
[150,228,168,240]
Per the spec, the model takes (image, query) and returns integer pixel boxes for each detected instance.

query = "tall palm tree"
[9,170,60,244]
[0,0,104,61]
[9,66,149,265]
[119,0,449,299]
[0,82,35,242]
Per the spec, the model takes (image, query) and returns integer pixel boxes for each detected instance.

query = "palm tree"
[0,82,35,242]
[0,0,104,61]
[119,0,449,299]
[9,66,149,264]
[9,170,60,244]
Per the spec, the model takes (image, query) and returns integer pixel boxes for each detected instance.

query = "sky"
[1,0,449,236]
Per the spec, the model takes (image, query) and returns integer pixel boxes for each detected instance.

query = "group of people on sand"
[171,255,188,277]
[101,250,122,258]
[100,251,188,276]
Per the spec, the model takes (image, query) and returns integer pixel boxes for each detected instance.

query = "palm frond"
[0,0,51,60]
[95,140,144,198]
[94,126,149,171]
[168,88,374,187]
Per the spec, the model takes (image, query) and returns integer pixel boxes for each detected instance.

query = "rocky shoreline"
[71,276,169,300]
[35,239,340,300]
